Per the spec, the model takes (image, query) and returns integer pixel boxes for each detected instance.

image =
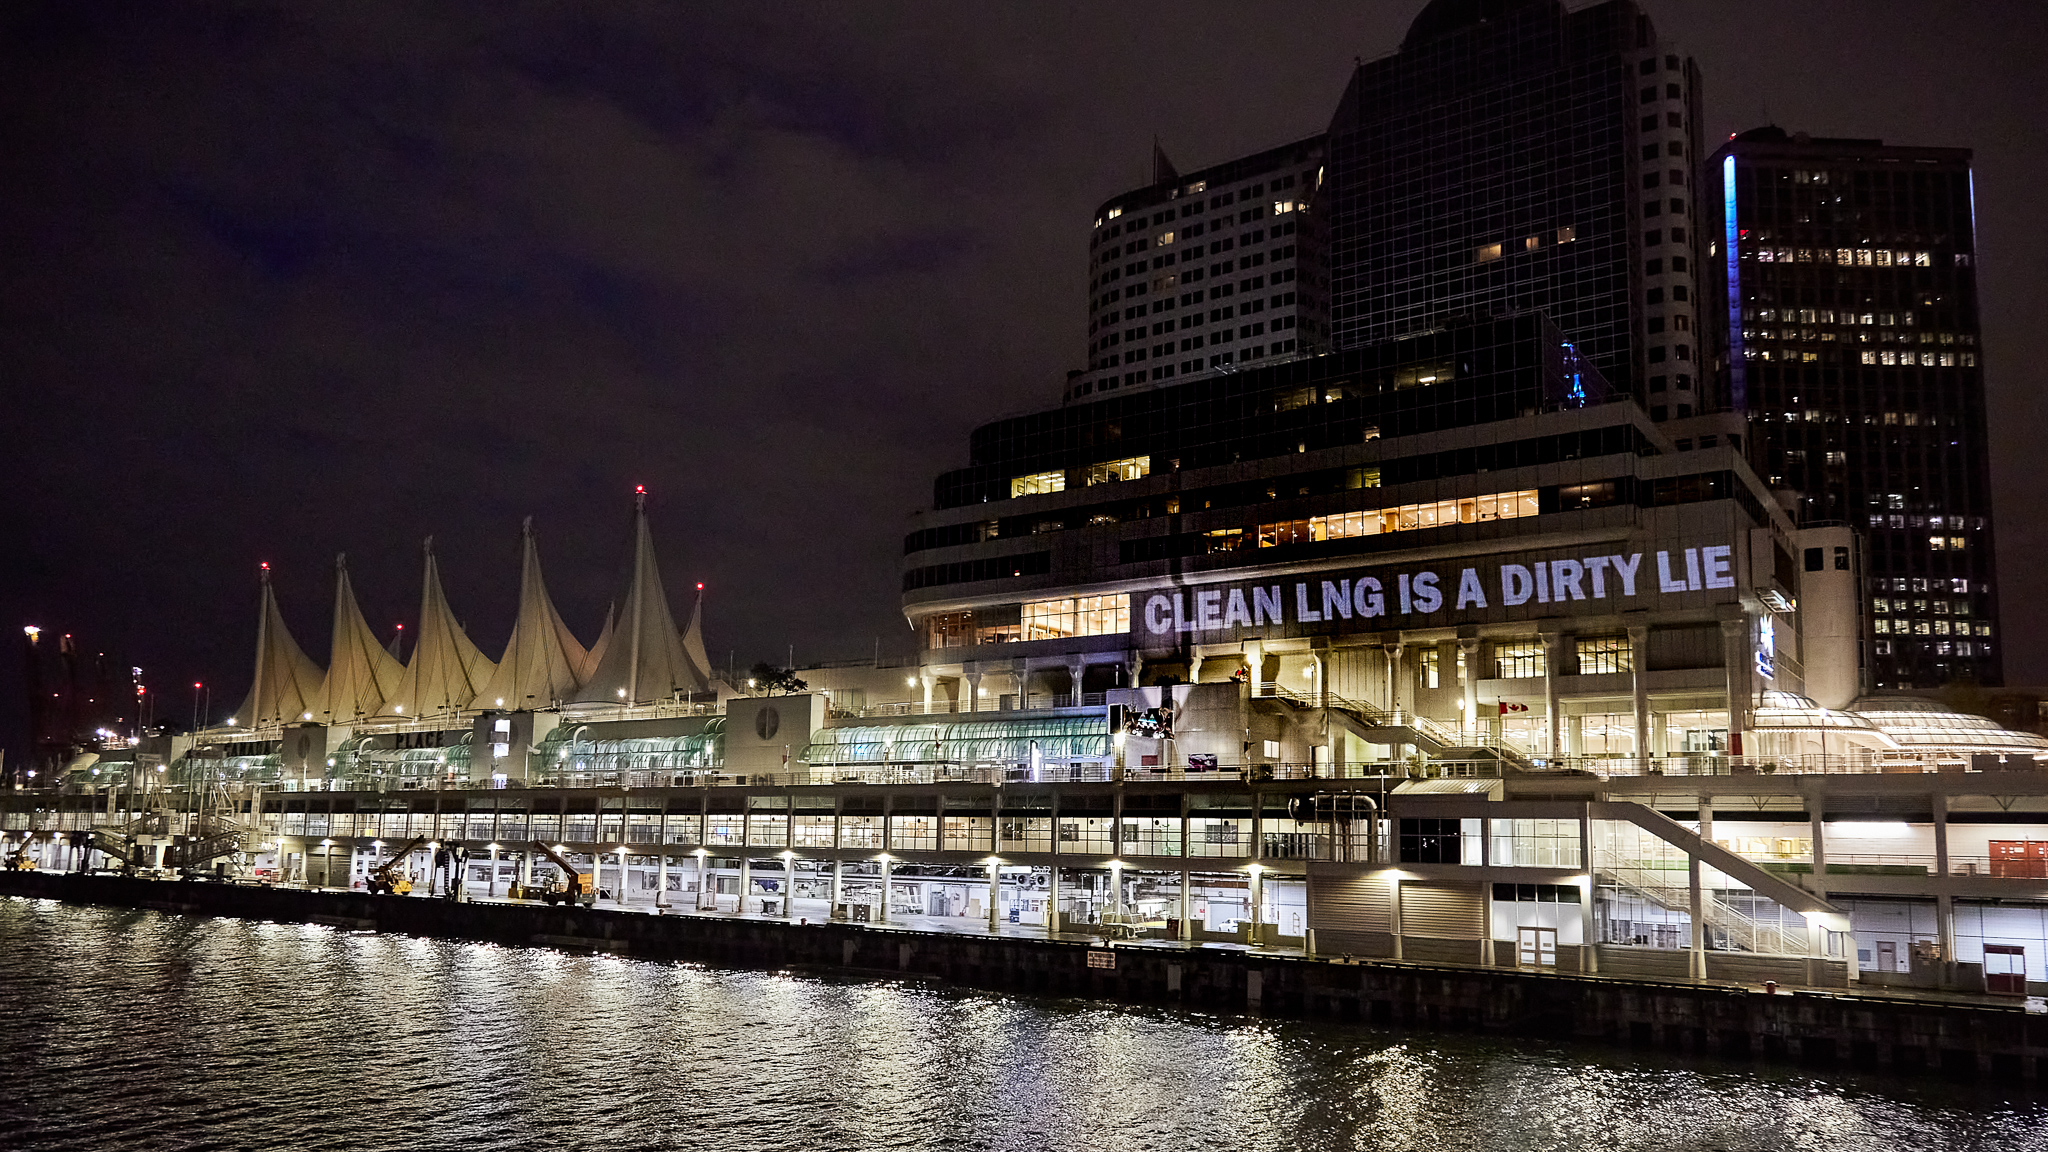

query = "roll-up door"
[1400,881,1485,939]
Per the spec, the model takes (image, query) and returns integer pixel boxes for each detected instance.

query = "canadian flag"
[1498,701,1529,715]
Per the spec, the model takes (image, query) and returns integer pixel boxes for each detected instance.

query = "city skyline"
[3,1,2044,761]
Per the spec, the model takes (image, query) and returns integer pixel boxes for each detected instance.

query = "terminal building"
[4,0,2041,1001]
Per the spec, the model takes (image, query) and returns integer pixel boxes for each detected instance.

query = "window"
[1494,640,1546,679]
[1576,636,1632,675]
[1556,225,1576,243]
[1261,739,1281,759]
[1419,648,1440,688]
[1475,242,1503,263]
[1083,456,1149,485]
[1020,594,1129,641]
[1010,470,1064,498]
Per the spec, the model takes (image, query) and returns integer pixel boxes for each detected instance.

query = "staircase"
[1602,858,1806,955]
[1256,685,1537,770]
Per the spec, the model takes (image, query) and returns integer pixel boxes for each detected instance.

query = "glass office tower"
[1712,126,1999,690]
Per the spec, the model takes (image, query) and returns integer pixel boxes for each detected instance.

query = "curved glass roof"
[1845,695,2048,754]
[804,716,1109,765]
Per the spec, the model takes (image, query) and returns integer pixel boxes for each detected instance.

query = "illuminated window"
[1083,456,1150,485]
[1252,489,1538,548]
[1576,636,1633,675]
[1419,648,1440,689]
[1020,595,1129,641]
[1556,225,1576,243]
[1010,470,1065,498]
[1494,641,1546,679]
[1474,242,1503,263]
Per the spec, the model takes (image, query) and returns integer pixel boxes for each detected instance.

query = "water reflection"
[0,899,2043,1151]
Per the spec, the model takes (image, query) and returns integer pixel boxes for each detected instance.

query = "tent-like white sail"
[573,491,710,704]
[474,518,589,711]
[313,554,403,723]
[386,538,496,719]
[579,603,614,684]
[231,563,324,729]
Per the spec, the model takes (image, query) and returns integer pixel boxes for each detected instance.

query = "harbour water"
[1,898,2043,1152]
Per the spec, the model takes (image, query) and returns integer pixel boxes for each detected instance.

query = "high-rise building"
[1072,137,1326,403]
[1711,127,1999,690]
[1323,0,1705,418]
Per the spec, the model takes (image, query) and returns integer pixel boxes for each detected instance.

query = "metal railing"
[1529,753,2048,777]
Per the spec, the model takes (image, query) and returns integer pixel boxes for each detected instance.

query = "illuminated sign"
[1133,542,1738,641]
[1756,614,1776,681]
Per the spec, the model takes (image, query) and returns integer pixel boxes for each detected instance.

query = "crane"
[509,840,594,907]
[364,835,426,895]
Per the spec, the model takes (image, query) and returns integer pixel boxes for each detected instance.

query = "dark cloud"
[2,1,2043,751]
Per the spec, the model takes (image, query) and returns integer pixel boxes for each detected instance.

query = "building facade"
[1711,127,1999,691]
[1324,0,1707,418]
[1075,137,1326,402]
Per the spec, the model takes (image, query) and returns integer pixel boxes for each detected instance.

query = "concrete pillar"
[1697,798,1714,844]
[1808,783,1828,896]
[739,857,752,914]
[1540,630,1564,760]
[1937,893,1957,966]
[1189,652,1205,685]
[1933,791,1951,877]
[878,856,892,924]
[655,852,668,908]
[695,852,709,910]
[987,860,1002,932]
[488,843,501,899]
[1245,639,1264,697]
[920,673,935,715]
[1047,865,1061,937]
[1579,806,1599,975]
[518,847,533,890]
[831,859,844,914]
[785,857,799,919]
[1179,869,1192,941]
[1068,659,1086,707]
[1688,852,1706,979]
[965,670,983,714]
[1110,861,1125,919]
[1720,613,1751,759]
[1248,865,1265,947]
[617,847,630,906]
[1628,622,1651,768]
[1459,636,1480,741]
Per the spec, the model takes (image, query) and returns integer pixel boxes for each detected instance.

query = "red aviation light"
[635,485,647,495]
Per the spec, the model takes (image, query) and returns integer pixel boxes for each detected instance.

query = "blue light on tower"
[1560,341,1587,407]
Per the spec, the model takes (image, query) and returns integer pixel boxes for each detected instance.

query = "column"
[965,669,983,714]
[1244,640,1264,697]
[987,860,1002,932]
[1688,851,1706,980]
[1110,861,1125,920]
[878,855,892,924]
[695,851,710,910]
[1579,804,1598,974]
[1539,630,1564,760]
[1628,622,1651,770]
[1068,659,1087,707]
[831,859,845,915]
[488,843,501,899]
[1178,868,1192,942]
[1697,798,1714,844]
[518,847,533,890]
[617,847,630,906]
[1189,652,1205,685]
[1248,865,1265,947]
[1459,636,1480,743]
[920,673,935,715]
[1046,865,1061,938]
[655,852,668,909]
[1808,782,1828,896]
[1384,639,1406,765]
[786,856,799,920]
[1933,790,1951,877]
[739,857,752,914]
[1719,613,1751,759]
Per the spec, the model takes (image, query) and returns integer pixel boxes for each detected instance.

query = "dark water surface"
[1,898,2043,1151]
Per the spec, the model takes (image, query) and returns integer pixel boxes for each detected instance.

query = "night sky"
[4,1,2043,756]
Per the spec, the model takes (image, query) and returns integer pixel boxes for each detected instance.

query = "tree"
[746,662,808,696]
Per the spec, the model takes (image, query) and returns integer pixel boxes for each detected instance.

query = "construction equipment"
[509,840,594,906]
[6,834,38,871]
[364,835,426,895]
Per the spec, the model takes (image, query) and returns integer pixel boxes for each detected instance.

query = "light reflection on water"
[0,898,2043,1152]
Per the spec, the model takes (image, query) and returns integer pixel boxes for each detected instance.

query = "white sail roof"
[474,519,589,711]
[386,538,495,719]
[574,492,710,703]
[313,554,404,723]
[682,591,715,687]
[231,564,324,729]
[580,603,614,684]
